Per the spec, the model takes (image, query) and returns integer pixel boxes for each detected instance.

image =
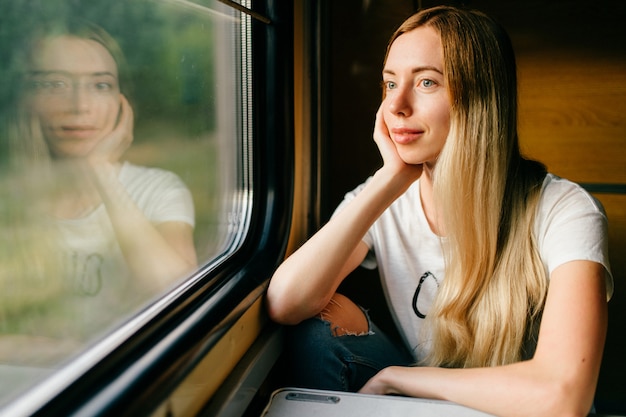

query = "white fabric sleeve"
[120,163,195,227]
[535,176,613,298]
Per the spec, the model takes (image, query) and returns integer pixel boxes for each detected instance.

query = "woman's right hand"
[373,104,423,183]
[87,95,134,167]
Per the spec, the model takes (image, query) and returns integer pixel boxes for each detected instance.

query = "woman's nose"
[66,84,92,114]
[387,88,413,117]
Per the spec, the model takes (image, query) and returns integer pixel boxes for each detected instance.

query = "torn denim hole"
[317,305,375,337]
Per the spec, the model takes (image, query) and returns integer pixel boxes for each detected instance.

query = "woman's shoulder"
[118,162,194,223]
[536,174,613,297]
[119,161,189,191]
[536,173,608,245]
[539,173,605,214]
[119,161,178,178]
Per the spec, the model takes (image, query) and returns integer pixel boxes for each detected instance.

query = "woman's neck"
[419,166,445,236]
[53,189,102,219]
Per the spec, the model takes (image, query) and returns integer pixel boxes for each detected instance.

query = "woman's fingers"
[88,95,134,164]
[373,105,398,163]
[373,104,423,181]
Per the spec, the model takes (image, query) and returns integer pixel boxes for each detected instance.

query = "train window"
[0,0,260,411]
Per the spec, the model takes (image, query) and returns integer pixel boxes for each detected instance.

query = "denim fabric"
[284,315,414,392]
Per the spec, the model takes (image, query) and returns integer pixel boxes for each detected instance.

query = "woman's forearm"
[267,168,417,324]
[87,162,196,289]
[365,360,594,417]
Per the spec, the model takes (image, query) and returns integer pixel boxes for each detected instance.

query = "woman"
[1,19,197,350]
[266,6,611,416]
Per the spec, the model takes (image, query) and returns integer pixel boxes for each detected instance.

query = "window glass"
[0,0,250,407]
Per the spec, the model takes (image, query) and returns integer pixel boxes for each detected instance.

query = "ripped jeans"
[284,293,414,392]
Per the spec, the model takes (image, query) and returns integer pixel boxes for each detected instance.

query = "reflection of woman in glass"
[2,19,196,348]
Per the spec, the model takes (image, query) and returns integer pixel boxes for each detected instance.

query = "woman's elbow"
[538,374,596,417]
[266,302,300,325]
[545,391,594,417]
[266,278,325,325]
[266,294,291,325]
[266,281,303,325]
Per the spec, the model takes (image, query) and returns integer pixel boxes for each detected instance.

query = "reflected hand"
[88,95,134,165]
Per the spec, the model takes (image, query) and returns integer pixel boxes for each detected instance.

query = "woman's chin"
[398,154,426,166]
[47,143,98,160]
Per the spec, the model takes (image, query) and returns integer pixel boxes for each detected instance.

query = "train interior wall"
[319,0,626,413]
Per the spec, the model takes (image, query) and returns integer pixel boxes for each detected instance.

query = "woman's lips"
[390,127,424,144]
[59,125,98,139]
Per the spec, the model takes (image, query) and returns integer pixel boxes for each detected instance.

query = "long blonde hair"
[384,6,548,367]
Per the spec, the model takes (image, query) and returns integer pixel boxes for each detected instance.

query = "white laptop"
[261,388,496,416]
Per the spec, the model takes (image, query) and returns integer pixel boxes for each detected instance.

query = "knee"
[316,293,369,337]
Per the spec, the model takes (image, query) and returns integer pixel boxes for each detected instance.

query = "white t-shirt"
[334,173,613,361]
[50,162,195,337]
[57,161,195,256]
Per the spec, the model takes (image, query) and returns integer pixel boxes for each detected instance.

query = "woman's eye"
[91,79,119,93]
[94,82,113,91]
[31,79,68,93]
[384,81,397,90]
[421,79,436,88]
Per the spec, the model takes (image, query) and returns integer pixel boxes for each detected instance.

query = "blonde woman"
[266,6,612,416]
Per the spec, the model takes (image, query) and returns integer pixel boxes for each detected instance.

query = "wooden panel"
[518,52,626,184]
[151,298,267,417]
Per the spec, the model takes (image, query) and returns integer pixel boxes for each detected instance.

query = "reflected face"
[382,26,451,166]
[24,35,120,159]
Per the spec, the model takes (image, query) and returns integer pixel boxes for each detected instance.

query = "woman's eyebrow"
[25,70,117,78]
[88,71,118,78]
[382,65,443,76]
